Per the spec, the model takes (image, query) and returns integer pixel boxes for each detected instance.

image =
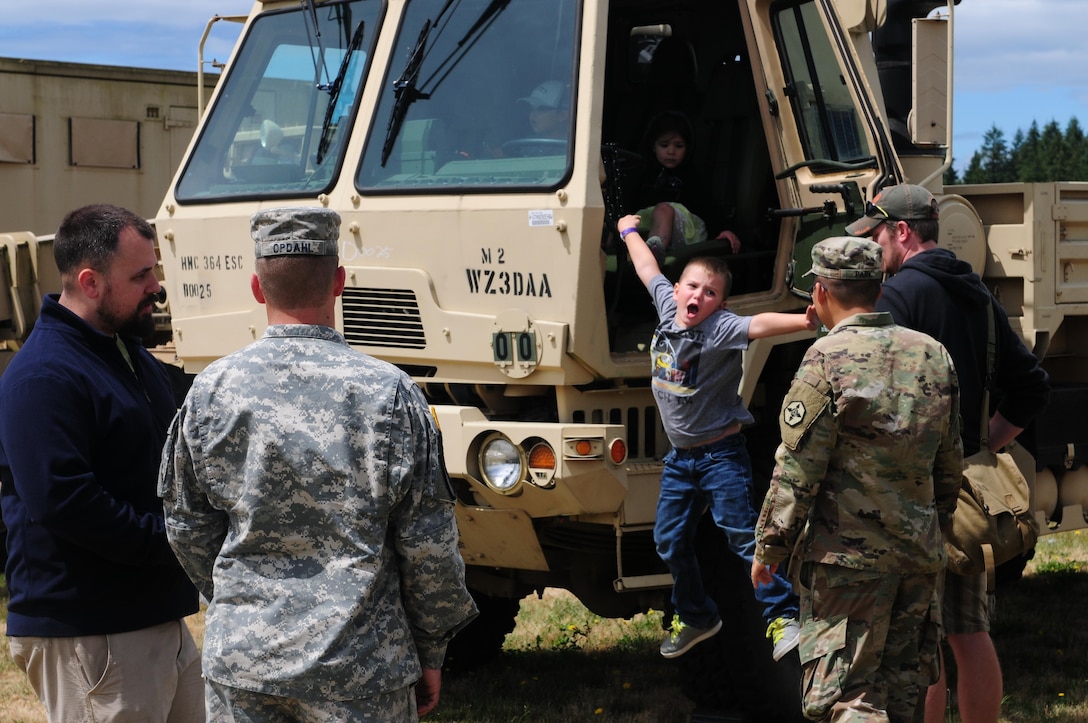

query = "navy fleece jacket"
[0,294,197,637]
[876,248,1050,455]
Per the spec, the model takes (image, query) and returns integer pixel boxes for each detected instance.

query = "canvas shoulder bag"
[943,299,1039,593]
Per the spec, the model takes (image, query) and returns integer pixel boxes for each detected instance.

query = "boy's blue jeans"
[654,432,798,630]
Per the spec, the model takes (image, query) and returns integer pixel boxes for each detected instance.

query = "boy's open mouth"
[687,303,699,316]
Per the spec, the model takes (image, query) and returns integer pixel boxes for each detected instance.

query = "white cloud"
[953,0,1088,92]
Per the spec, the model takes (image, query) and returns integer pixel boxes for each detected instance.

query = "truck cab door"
[754,0,900,295]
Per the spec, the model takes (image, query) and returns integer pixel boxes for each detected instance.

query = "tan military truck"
[3,0,1086,716]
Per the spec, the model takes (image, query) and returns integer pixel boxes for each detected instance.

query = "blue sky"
[4,0,1086,174]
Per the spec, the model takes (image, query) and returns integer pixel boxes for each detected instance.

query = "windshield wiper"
[316,20,366,164]
[380,0,510,167]
[381,19,433,167]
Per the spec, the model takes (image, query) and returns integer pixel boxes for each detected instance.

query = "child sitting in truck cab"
[632,111,740,264]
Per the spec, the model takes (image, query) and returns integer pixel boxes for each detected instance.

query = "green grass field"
[986,530,1088,722]
[2,529,1086,722]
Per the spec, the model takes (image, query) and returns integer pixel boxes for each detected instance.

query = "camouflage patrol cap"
[845,184,940,237]
[250,207,341,258]
[804,236,883,280]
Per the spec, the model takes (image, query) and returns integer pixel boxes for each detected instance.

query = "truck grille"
[342,287,426,349]
[572,403,663,460]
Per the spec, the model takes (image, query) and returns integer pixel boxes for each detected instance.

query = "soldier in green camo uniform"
[751,237,963,722]
[159,207,477,722]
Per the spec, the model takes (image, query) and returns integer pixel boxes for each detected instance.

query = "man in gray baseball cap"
[845,183,939,238]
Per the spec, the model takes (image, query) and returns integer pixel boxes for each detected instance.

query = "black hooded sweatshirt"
[876,248,1050,456]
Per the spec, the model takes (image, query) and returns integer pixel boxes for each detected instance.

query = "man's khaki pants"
[10,618,204,723]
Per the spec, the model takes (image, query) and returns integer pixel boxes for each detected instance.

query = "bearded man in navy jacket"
[0,204,201,722]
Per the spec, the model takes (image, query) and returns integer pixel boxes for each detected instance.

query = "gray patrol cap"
[250,207,341,259]
[804,236,883,280]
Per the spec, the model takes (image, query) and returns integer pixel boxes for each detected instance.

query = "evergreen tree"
[1038,120,1065,180]
[963,125,1013,183]
[1063,117,1088,180]
[944,162,960,186]
[1010,129,1026,179]
[1017,122,1044,181]
[962,153,982,184]
[955,116,1088,183]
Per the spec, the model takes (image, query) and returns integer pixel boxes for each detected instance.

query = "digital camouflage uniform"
[754,237,963,722]
[158,207,477,721]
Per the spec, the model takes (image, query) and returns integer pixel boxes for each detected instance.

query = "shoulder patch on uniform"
[783,400,806,427]
[780,378,831,451]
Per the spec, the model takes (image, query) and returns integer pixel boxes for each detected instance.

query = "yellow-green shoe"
[660,615,722,658]
[766,617,800,661]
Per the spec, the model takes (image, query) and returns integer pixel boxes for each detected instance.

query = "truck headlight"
[479,434,525,494]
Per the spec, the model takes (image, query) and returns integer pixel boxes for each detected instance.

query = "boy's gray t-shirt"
[649,274,754,448]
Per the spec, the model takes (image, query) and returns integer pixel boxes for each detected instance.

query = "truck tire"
[672,515,805,722]
[443,589,521,671]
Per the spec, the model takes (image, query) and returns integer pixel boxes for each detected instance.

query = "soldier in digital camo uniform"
[158,207,477,722]
[751,237,963,721]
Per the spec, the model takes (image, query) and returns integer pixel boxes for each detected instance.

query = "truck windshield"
[357,0,579,193]
[175,1,377,202]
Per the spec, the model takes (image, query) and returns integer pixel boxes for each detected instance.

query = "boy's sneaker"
[660,616,722,658]
[766,617,800,661]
